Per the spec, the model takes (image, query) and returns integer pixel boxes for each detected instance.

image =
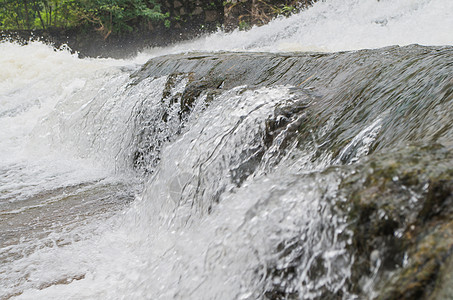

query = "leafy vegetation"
[0,0,167,38]
[224,0,312,31]
[1,0,311,39]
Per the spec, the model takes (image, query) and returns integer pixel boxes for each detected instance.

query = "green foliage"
[0,0,81,30]
[278,4,297,16]
[76,0,166,37]
[238,20,250,31]
[207,1,217,9]
[164,18,170,28]
[0,0,167,38]
[0,0,309,37]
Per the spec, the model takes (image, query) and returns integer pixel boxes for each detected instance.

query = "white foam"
[0,42,139,204]
[139,0,453,58]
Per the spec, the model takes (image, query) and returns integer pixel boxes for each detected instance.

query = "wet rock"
[173,0,183,8]
[336,145,453,299]
[257,144,453,299]
[230,92,312,187]
[264,97,309,146]
[180,76,224,116]
[205,10,220,22]
[430,250,453,300]
[380,222,453,299]
[419,179,453,222]
[131,50,453,298]
[132,73,224,173]
[192,7,204,15]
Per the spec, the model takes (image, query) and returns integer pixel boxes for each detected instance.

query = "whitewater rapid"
[137,0,453,59]
[1,0,453,299]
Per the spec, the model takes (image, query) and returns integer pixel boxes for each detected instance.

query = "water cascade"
[1,0,453,299]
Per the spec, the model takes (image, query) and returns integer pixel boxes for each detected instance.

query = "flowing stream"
[1,0,453,299]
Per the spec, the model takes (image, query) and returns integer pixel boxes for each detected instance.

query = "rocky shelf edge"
[130,49,453,298]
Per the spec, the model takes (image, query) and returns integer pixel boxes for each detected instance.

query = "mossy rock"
[336,145,453,298]
[430,248,453,300]
[377,221,453,300]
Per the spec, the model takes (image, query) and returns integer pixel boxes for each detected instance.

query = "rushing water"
[1,0,453,299]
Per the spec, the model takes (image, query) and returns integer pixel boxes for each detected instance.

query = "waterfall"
[1,0,453,299]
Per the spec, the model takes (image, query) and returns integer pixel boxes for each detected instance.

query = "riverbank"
[1,26,207,58]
